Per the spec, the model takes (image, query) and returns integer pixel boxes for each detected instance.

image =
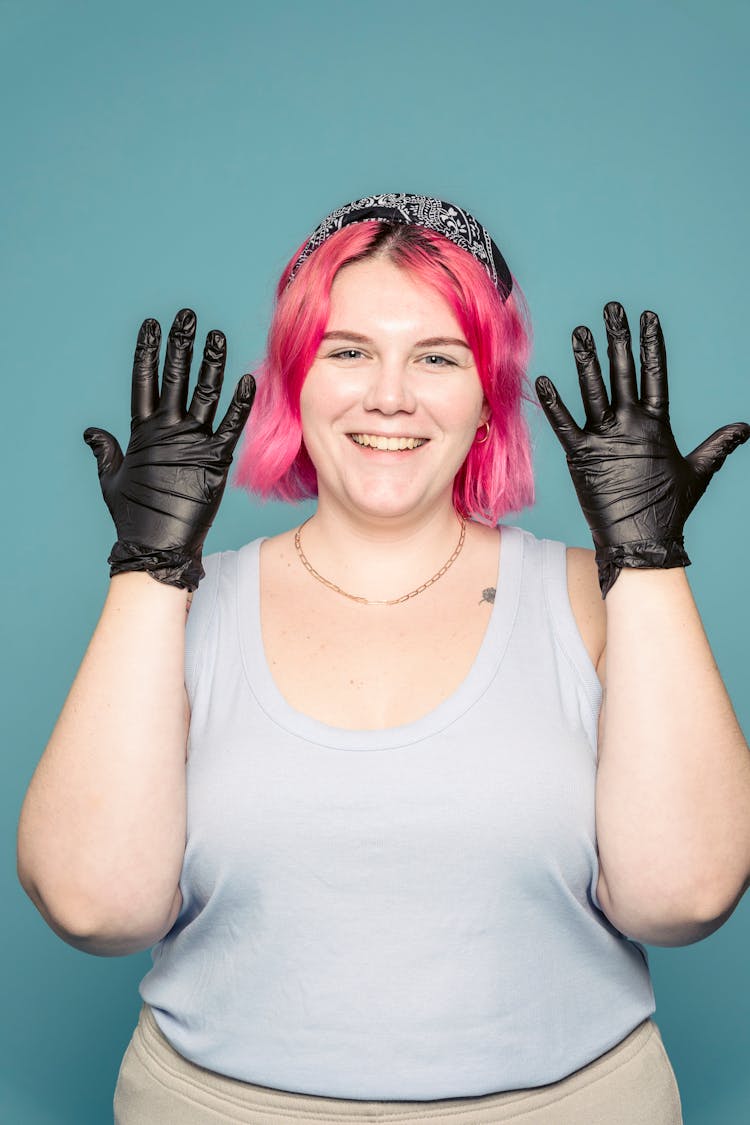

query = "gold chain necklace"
[293,515,467,606]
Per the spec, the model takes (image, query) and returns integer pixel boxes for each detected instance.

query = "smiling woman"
[233,212,534,524]
[295,257,491,535]
[18,192,750,1124]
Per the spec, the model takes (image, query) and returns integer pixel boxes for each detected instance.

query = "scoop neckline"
[236,523,524,750]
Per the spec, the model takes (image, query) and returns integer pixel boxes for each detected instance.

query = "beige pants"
[114,1004,683,1124]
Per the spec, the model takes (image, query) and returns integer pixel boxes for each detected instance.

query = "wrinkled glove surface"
[84,308,255,591]
[535,301,749,597]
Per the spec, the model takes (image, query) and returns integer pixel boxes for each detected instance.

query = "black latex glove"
[535,301,749,598]
[84,308,256,591]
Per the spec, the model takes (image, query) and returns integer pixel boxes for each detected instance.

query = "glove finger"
[639,310,669,419]
[685,422,750,482]
[604,302,638,410]
[535,376,583,456]
[83,428,124,479]
[214,374,256,456]
[188,329,227,428]
[131,318,161,422]
[572,326,612,428]
[159,308,197,420]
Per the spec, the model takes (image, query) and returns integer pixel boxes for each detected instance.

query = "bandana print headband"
[285,193,513,301]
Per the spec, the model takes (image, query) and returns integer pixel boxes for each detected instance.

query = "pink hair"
[233,220,535,524]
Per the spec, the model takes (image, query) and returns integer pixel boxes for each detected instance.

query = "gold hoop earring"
[475,420,491,445]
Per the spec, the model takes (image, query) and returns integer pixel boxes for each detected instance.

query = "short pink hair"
[234,220,535,524]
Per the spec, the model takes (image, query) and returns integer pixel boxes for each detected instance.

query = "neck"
[297,499,469,604]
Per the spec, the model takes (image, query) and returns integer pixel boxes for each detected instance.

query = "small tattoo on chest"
[479,587,496,605]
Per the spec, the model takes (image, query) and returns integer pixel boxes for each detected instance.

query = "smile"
[349,434,428,451]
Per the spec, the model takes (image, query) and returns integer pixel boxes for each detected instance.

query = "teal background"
[2,1,748,1121]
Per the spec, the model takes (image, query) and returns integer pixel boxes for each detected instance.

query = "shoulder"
[257,526,297,583]
[564,545,606,684]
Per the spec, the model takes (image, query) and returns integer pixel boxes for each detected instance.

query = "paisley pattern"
[286,193,513,300]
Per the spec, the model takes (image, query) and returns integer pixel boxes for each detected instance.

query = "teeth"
[350,434,427,451]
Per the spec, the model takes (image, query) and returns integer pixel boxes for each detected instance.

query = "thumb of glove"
[686,422,750,483]
[83,427,124,480]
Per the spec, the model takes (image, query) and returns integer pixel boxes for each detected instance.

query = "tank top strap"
[539,535,603,744]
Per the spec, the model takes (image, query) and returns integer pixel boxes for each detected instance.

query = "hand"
[535,301,749,597]
[84,308,256,591]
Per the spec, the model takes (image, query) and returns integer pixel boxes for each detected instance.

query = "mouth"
[348,433,429,452]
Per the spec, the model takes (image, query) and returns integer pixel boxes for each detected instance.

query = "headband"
[285,192,513,301]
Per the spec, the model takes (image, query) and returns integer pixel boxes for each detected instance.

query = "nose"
[361,356,418,415]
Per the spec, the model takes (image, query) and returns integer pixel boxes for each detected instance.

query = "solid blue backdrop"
[3,1,748,1121]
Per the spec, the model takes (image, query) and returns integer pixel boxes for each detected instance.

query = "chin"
[342,486,440,521]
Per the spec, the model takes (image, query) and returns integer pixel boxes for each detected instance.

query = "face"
[299,255,488,522]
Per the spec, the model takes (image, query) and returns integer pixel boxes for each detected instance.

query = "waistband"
[131,1004,661,1122]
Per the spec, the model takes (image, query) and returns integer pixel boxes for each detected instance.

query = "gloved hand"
[84,308,256,591]
[535,301,749,597]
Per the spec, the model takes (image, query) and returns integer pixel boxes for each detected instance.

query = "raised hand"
[536,301,749,597]
[84,308,256,591]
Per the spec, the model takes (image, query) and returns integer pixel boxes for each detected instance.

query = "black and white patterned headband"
[285,193,513,301]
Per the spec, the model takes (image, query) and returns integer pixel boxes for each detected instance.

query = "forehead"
[327,257,461,330]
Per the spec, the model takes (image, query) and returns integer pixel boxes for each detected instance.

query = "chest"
[259,560,497,731]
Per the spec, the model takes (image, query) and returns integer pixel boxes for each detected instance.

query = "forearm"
[17,571,190,951]
[595,566,750,937]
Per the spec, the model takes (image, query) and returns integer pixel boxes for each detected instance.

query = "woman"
[17,193,750,1123]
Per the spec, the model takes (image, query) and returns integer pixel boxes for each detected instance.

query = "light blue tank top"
[139,524,655,1100]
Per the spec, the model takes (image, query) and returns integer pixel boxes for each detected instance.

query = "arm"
[571,551,750,947]
[17,574,191,956]
[16,309,254,956]
[547,303,750,947]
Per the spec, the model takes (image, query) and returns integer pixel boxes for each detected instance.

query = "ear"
[479,399,491,424]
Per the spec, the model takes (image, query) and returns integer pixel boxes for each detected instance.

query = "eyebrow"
[321,331,471,350]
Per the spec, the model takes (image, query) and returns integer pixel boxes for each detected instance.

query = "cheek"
[425,381,486,429]
[299,365,355,424]
[298,371,352,461]
[298,369,327,437]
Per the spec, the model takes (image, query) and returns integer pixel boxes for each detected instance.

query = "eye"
[421,354,456,367]
[330,349,365,360]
